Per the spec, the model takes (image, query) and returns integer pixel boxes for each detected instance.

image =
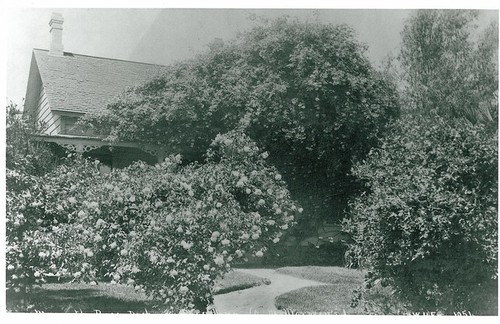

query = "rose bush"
[6,154,104,310]
[81,17,400,227]
[6,103,70,310]
[6,131,299,313]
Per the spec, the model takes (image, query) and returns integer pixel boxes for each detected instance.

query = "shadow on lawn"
[8,287,157,313]
[7,269,271,313]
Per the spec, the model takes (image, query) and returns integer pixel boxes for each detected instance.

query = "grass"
[274,266,367,314]
[8,266,368,314]
[276,266,366,284]
[213,270,271,295]
[8,282,156,313]
[7,269,270,313]
[276,285,366,315]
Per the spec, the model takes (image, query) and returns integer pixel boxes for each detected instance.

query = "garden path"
[213,268,325,314]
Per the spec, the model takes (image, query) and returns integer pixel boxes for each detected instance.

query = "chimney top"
[49,12,64,56]
[49,12,64,25]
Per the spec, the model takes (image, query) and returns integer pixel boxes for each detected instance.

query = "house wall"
[36,84,60,135]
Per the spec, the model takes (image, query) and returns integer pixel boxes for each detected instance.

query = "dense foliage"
[5,103,68,310]
[6,130,299,312]
[82,17,400,225]
[344,114,498,314]
[398,10,498,127]
[6,103,62,177]
[343,10,498,315]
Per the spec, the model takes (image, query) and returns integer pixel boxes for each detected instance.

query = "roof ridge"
[33,48,168,67]
[31,48,170,115]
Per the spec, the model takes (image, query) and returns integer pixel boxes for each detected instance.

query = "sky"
[3,4,499,108]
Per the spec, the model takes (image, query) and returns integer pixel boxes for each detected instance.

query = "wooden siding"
[36,84,60,135]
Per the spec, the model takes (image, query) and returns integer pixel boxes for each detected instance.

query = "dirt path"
[213,268,325,314]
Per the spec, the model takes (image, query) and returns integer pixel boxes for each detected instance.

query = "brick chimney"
[49,12,64,56]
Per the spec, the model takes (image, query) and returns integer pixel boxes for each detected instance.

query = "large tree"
[84,17,400,229]
[344,10,498,314]
[399,9,498,126]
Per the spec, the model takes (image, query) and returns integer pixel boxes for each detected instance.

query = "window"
[60,116,94,136]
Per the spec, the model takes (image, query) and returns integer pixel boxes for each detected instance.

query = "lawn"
[213,270,271,295]
[276,266,366,284]
[8,266,369,314]
[8,282,155,313]
[274,266,367,314]
[7,269,270,313]
[276,285,366,315]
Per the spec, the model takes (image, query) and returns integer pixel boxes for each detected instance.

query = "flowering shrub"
[344,114,497,314]
[6,156,102,310]
[82,17,400,227]
[6,131,299,312]
[5,103,70,310]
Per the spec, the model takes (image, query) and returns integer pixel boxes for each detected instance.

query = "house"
[23,13,169,170]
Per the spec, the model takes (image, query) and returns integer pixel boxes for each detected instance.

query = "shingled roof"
[24,49,169,115]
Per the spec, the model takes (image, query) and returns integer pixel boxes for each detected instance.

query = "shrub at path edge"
[344,115,498,314]
[6,131,300,313]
